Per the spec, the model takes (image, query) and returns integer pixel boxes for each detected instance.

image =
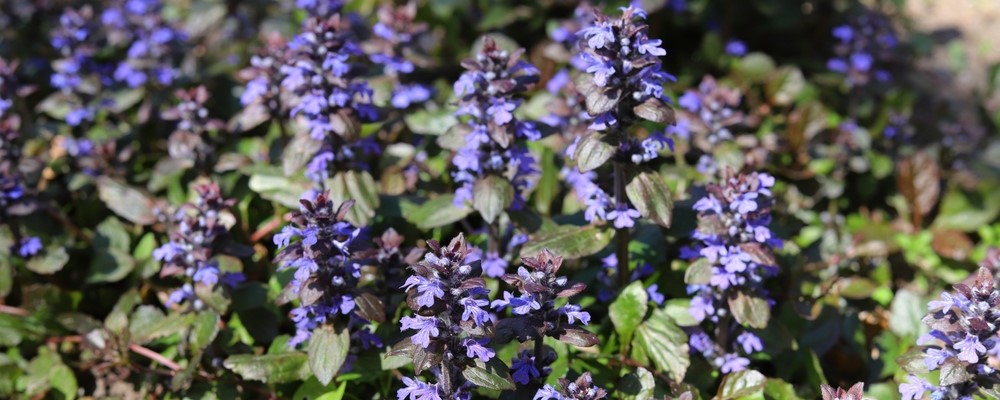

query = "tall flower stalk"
[682,170,779,374]
[492,250,597,387]
[280,14,379,183]
[899,267,1000,400]
[272,194,384,348]
[573,4,676,288]
[393,234,496,399]
[153,183,246,309]
[451,37,540,277]
[0,59,41,259]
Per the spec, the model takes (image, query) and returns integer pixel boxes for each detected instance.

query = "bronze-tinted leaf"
[96,177,157,225]
[473,176,514,224]
[625,170,673,228]
[354,292,386,324]
[633,97,675,124]
[555,326,599,347]
[574,132,614,172]
[896,151,940,227]
[728,291,770,329]
[684,258,712,285]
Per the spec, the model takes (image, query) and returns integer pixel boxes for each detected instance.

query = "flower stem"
[614,159,630,290]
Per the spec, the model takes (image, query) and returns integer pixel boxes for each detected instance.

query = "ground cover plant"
[2,0,1000,399]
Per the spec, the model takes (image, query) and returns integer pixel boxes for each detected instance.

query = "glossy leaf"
[308,326,350,385]
[520,225,612,260]
[473,175,514,224]
[625,171,673,228]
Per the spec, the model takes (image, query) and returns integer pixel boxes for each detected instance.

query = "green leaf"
[403,195,472,230]
[94,217,130,250]
[473,176,514,224]
[717,369,767,400]
[96,177,157,225]
[283,132,323,176]
[729,291,770,329]
[189,311,220,352]
[224,352,311,384]
[663,299,699,327]
[327,170,380,227]
[248,167,314,208]
[129,306,195,343]
[736,52,776,83]
[574,132,614,172]
[620,367,655,400]
[25,246,69,275]
[105,289,141,333]
[764,378,801,400]
[520,225,612,260]
[684,258,713,285]
[610,281,649,345]
[625,171,673,228]
[87,248,136,284]
[932,183,1000,232]
[889,289,927,338]
[631,308,689,382]
[765,66,805,106]
[404,108,458,136]
[533,148,558,215]
[462,364,516,391]
[308,326,350,385]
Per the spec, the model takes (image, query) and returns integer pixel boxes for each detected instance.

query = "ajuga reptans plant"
[683,170,780,374]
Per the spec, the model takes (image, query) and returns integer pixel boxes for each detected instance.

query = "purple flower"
[646,284,665,305]
[606,206,640,229]
[397,377,442,400]
[955,334,985,363]
[736,332,763,354]
[17,237,42,258]
[459,296,491,327]
[463,338,495,362]
[400,315,440,348]
[719,353,750,374]
[899,376,930,400]
[511,352,541,384]
[492,291,541,315]
[678,91,700,112]
[482,252,508,278]
[401,275,445,308]
[559,304,591,325]
[725,40,747,56]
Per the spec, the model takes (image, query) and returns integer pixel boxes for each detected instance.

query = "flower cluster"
[153,182,246,309]
[365,2,432,109]
[451,37,540,211]
[683,170,780,373]
[160,86,224,164]
[50,5,105,127]
[576,4,674,132]
[394,234,494,400]
[493,250,597,384]
[821,383,864,400]
[0,59,41,259]
[102,0,187,88]
[534,372,607,400]
[273,193,384,347]
[280,15,379,182]
[827,11,898,88]
[675,76,746,175]
[899,267,1000,400]
[239,33,287,116]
